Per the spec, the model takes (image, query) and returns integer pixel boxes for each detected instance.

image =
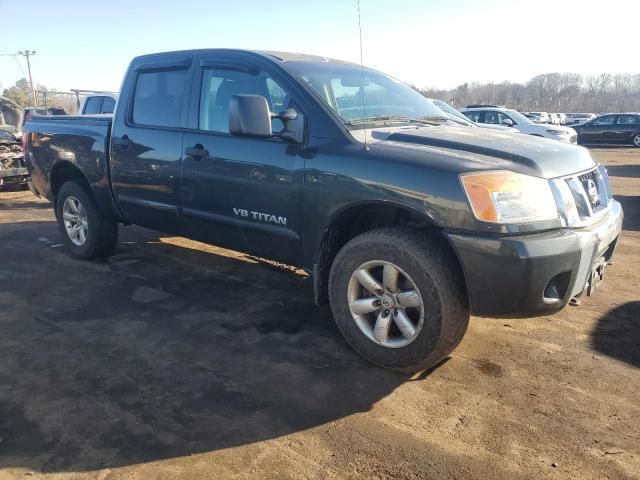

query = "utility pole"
[17,50,37,105]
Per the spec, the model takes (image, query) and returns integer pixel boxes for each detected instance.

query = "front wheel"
[55,181,118,259]
[633,133,640,148]
[328,228,470,373]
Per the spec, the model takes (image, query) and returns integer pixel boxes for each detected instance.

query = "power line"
[0,52,31,101]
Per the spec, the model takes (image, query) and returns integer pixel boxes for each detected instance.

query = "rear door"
[612,114,640,144]
[110,56,192,233]
[180,53,304,264]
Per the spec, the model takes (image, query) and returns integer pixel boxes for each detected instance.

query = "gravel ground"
[0,147,638,480]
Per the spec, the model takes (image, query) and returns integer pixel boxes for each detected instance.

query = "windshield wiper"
[345,114,464,127]
[346,115,446,127]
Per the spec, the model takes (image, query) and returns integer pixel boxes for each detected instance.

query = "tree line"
[418,73,640,114]
[4,72,640,115]
[1,78,77,112]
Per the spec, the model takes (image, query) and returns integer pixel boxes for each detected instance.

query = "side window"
[132,69,188,128]
[199,68,290,134]
[102,97,115,114]
[592,115,615,126]
[266,77,288,132]
[463,111,482,123]
[483,111,500,124]
[497,112,513,124]
[83,97,102,114]
[616,114,637,125]
[266,78,287,112]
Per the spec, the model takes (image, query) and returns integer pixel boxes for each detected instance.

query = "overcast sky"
[0,0,636,93]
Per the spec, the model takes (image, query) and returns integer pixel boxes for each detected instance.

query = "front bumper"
[0,166,29,184]
[446,200,623,317]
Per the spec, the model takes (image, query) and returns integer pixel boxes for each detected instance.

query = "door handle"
[185,144,209,160]
[114,135,132,150]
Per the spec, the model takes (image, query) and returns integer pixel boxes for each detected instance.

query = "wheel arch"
[50,160,124,222]
[50,161,92,200]
[312,200,459,305]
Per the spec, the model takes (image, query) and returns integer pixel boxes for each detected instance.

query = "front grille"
[578,170,602,210]
[569,135,578,144]
[561,166,613,223]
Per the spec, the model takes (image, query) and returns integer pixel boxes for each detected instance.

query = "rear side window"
[592,115,615,126]
[463,111,482,123]
[132,69,188,127]
[102,97,115,114]
[83,97,102,114]
[616,114,638,125]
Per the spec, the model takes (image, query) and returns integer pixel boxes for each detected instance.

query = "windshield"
[284,61,462,129]
[505,109,533,124]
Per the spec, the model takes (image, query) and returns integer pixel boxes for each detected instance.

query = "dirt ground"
[0,148,638,480]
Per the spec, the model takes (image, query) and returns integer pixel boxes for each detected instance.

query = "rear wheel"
[328,228,469,373]
[55,181,118,259]
[633,133,640,147]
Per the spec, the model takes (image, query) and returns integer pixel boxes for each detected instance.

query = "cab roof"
[131,48,359,66]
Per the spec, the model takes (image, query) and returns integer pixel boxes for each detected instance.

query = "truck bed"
[25,115,121,220]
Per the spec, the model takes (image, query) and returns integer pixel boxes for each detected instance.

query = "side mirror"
[229,94,273,138]
[229,94,305,144]
[502,118,514,127]
[276,107,305,144]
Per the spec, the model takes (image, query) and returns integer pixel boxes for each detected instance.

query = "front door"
[582,115,616,144]
[180,55,304,264]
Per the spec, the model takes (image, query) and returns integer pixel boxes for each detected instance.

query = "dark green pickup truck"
[23,49,623,372]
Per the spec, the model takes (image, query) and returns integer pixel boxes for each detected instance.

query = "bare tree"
[417,72,640,113]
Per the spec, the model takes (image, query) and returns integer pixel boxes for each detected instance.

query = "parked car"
[460,107,578,143]
[0,129,27,189]
[426,99,512,131]
[77,94,117,115]
[573,113,640,147]
[549,113,561,125]
[22,107,47,126]
[528,111,550,123]
[24,49,623,372]
[565,113,597,126]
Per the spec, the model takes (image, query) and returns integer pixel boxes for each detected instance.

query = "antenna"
[356,0,368,149]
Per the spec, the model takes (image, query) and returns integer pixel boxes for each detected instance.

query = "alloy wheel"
[62,196,88,246]
[347,260,425,348]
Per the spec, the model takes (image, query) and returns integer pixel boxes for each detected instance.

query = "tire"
[328,228,469,373]
[633,133,640,148]
[55,180,118,259]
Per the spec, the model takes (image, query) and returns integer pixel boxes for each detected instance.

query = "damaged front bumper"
[0,166,29,184]
[445,200,623,317]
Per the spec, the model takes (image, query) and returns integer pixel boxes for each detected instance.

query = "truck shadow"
[0,219,424,473]
[591,301,640,368]
[605,164,640,179]
[615,195,640,231]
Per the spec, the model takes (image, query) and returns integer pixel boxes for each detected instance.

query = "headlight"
[546,129,567,135]
[460,170,558,223]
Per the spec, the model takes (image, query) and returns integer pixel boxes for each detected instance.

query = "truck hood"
[353,125,595,179]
